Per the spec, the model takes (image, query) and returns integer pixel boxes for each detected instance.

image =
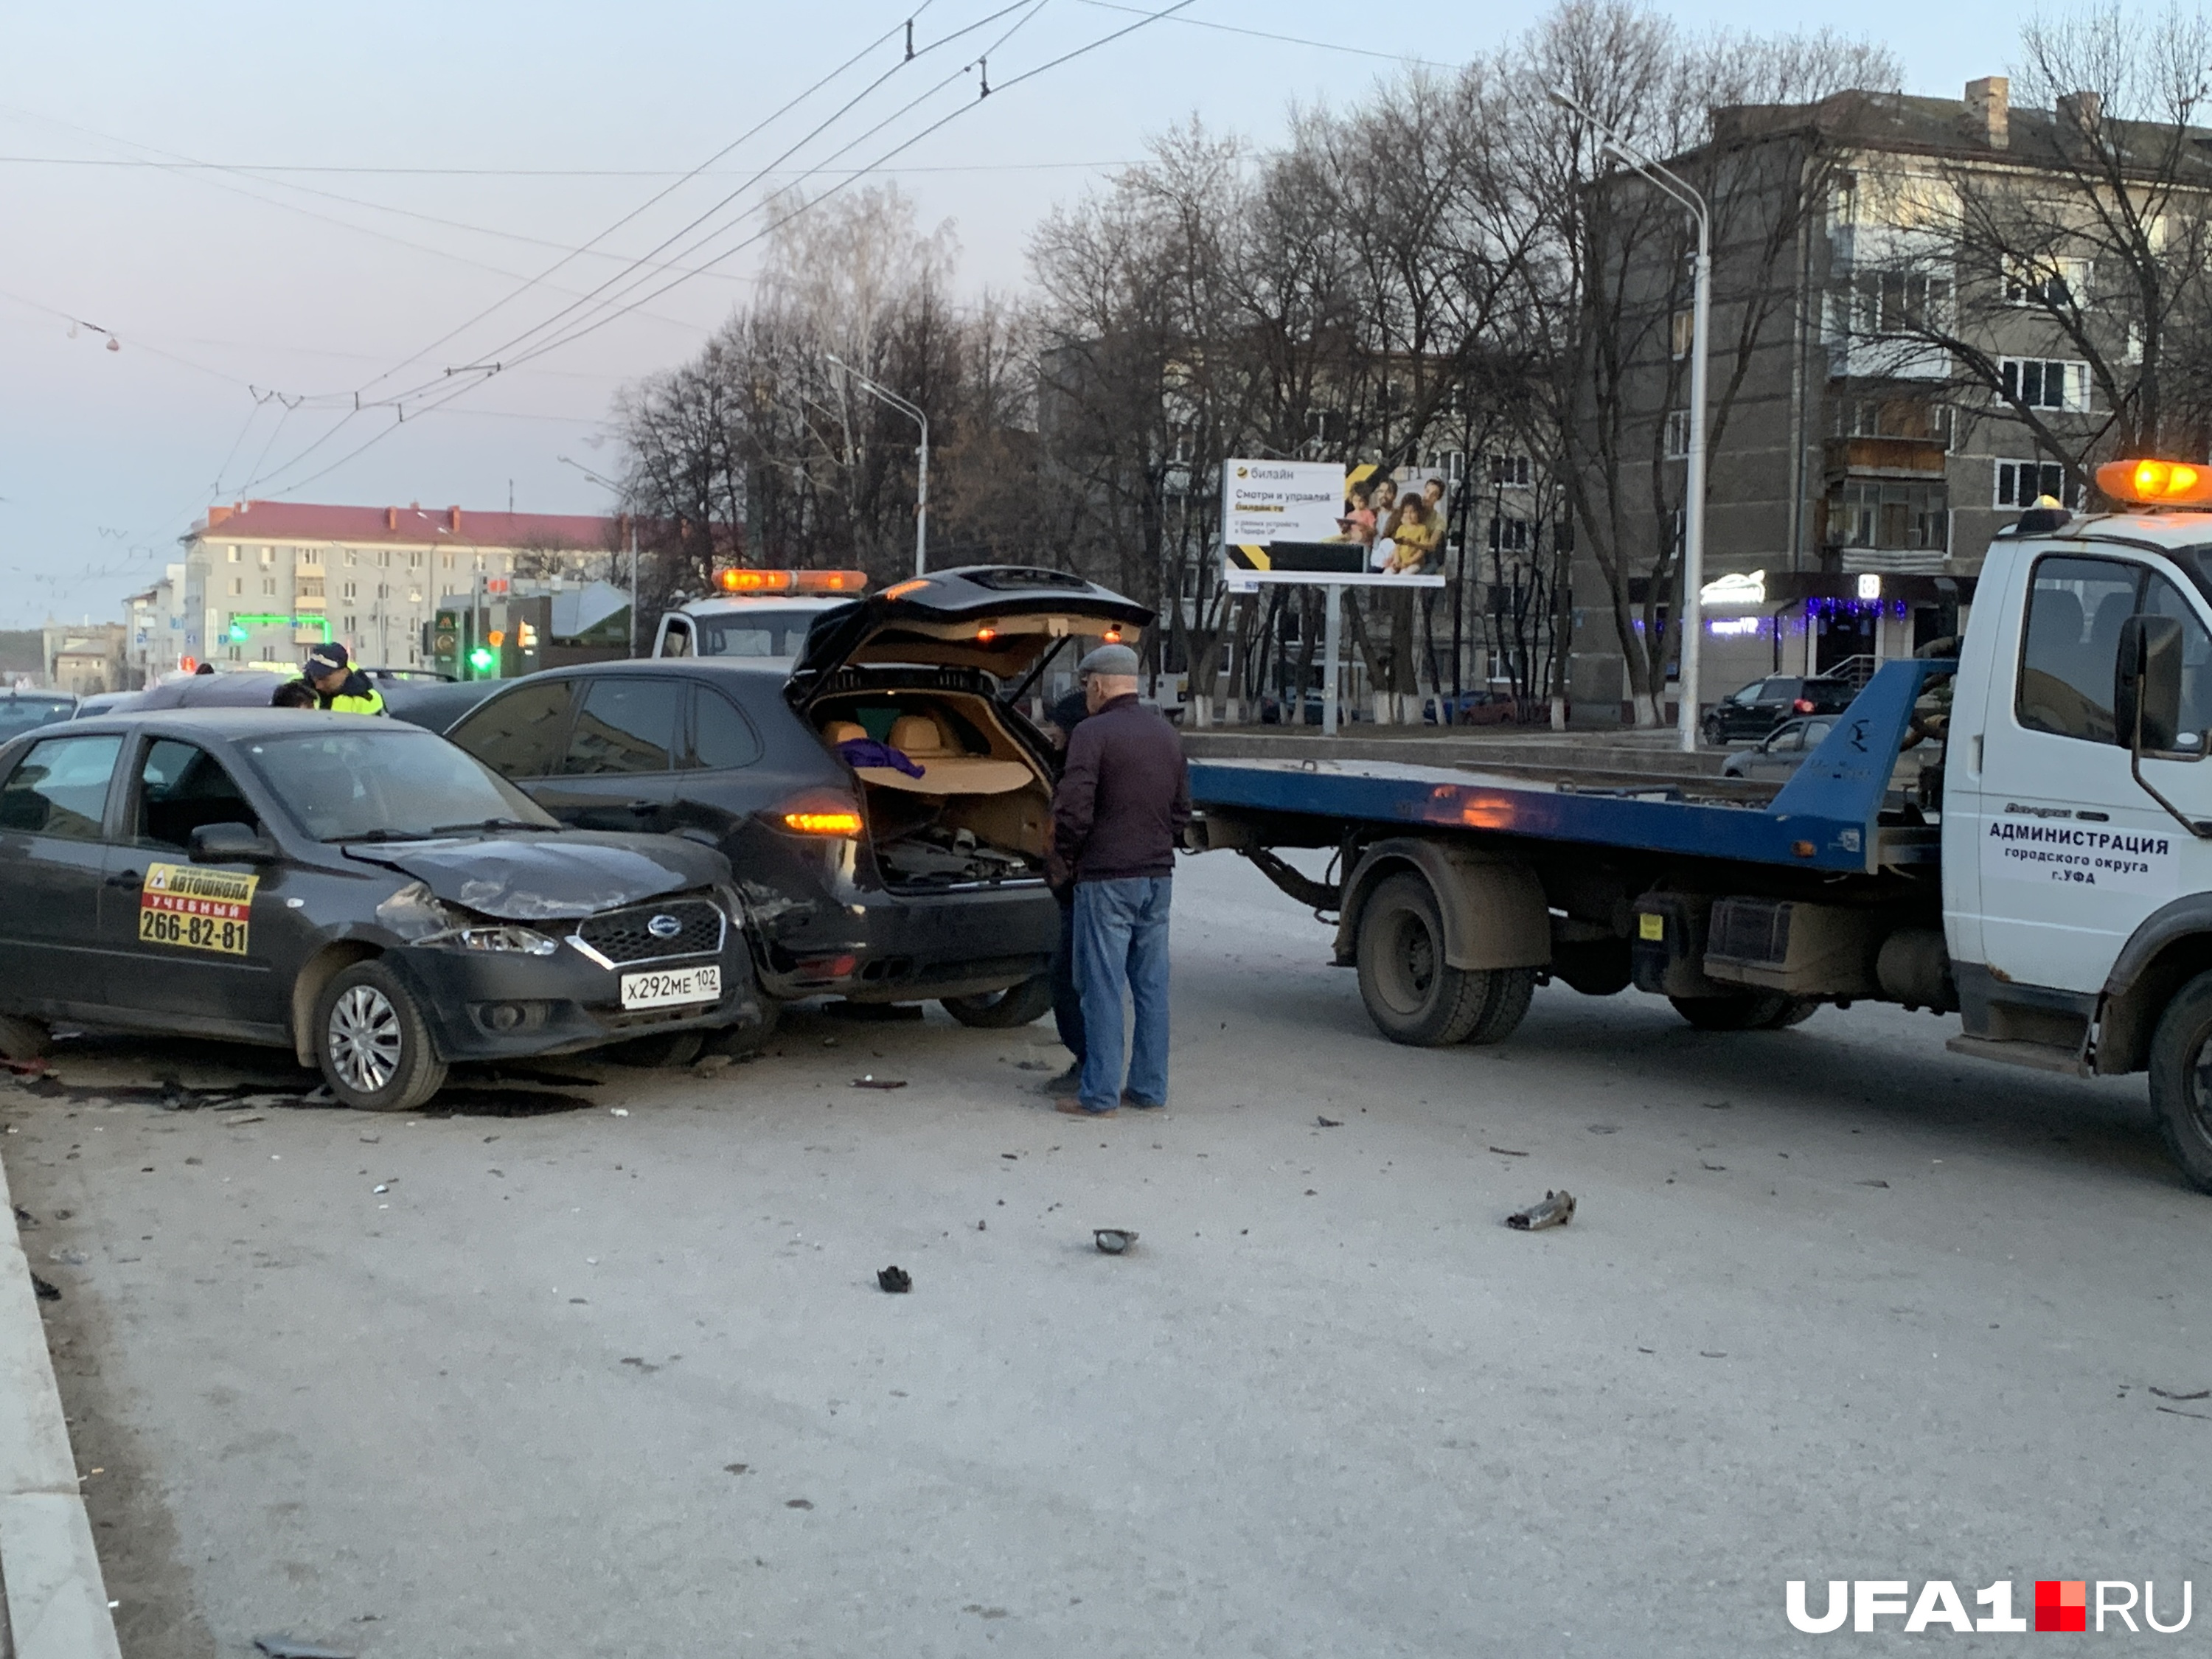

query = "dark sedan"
[445,566,1153,1028]
[0,711,765,1111]
[1700,674,1855,744]
[0,692,76,744]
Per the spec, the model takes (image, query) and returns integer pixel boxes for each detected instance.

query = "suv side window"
[685,686,762,771]
[136,740,260,849]
[0,734,121,839]
[2017,555,2139,744]
[450,678,577,780]
[563,678,681,775]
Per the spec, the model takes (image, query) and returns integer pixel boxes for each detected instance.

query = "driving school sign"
[139,862,259,955]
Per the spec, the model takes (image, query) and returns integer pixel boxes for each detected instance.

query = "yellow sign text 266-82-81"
[139,862,259,956]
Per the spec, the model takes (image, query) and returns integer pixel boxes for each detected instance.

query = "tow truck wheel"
[2146,970,2212,1194]
[1356,873,1495,1046]
[316,961,448,1113]
[1462,968,1537,1046]
[0,1015,49,1063]
[942,973,1056,1029]
[1668,991,1795,1032]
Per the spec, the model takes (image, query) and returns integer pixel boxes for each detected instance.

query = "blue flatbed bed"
[1189,659,1950,877]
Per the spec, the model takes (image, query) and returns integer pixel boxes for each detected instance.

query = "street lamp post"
[557,455,640,658]
[826,355,928,577]
[1548,89,1711,754]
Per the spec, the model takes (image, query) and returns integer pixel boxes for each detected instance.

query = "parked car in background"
[72,691,140,720]
[0,711,762,1108]
[1718,715,1836,779]
[384,678,503,734]
[131,670,296,711]
[1435,689,1523,726]
[446,565,1153,1027]
[0,692,77,745]
[1700,674,1855,744]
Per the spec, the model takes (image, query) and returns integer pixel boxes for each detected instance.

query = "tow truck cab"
[649,568,869,663]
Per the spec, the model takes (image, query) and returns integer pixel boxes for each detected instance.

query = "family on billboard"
[1219,459,1452,586]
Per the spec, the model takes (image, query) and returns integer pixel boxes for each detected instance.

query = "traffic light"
[468,644,495,676]
[432,608,463,678]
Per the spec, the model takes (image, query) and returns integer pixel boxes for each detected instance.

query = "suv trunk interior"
[810,689,1051,891]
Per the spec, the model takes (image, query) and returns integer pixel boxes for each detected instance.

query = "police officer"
[302,644,386,715]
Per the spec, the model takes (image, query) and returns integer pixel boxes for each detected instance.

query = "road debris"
[610,1107,629,1117]
[29,1273,60,1301]
[1857,1178,1891,1187]
[877,1265,912,1293]
[785,1498,814,1509]
[725,1463,748,1474]
[851,1077,907,1090]
[692,1054,734,1077]
[46,1248,87,1266]
[1489,1146,1528,1158]
[1505,1190,1574,1231]
[2149,1386,2210,1400]
[253,1637,356,1659]
[1587,1124,1619,1134]
[1093,1228,1137,1253]
[1317,1116,1342,1127]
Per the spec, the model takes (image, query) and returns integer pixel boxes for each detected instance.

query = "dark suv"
[443,566,1152,1029]
[1700,674,1855,744]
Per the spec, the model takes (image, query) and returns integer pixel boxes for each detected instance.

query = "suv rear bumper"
[757,879,1058,1003]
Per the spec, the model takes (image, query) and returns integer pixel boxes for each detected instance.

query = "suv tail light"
[770,789,863,837]
[1792,697,1815,714]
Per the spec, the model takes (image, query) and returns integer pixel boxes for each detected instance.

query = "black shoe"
[1036,1064,1082,1096]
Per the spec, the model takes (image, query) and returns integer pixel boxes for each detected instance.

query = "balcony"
[1823,436,1948,479]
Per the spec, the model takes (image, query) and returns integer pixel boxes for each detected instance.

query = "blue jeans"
[1051,890,1084,1063]
[1074,877,1172,1110]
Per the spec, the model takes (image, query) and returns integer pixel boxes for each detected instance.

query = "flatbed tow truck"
[1188,463,2212,1192]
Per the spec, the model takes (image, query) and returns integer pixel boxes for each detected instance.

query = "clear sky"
[1,0,2051,630]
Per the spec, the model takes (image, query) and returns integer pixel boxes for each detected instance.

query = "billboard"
[1222,460,1449,589]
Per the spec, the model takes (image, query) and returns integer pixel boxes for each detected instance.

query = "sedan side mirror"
[190,821,279,863]
[2116,614,2190,757]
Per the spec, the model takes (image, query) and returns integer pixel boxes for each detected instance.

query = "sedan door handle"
[108,869,142,890]
[625,799,656,811]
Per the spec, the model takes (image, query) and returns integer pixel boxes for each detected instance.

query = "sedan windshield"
[0,698,74,740]
[238,729,558,843]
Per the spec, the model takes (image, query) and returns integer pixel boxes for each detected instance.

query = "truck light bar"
[712,567,869,594]
[2097,458,2212,507]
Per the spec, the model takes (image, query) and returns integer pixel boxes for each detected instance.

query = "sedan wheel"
[316,960,448,1113]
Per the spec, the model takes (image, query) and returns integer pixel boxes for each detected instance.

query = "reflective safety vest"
[318,672,386,717]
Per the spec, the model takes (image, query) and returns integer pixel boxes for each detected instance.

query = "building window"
[344,551,358,568]
[1489,454,1531,487]
[442,554,455,571]
[1994,460,2084,509]
[378,550,391,568]
[1829,481,1950,550]
[342,582,357,599]
[1487,517,1530,552]
[378,583,389,600]
[1999,358,2089,411]
[409,551,423,568]
[262,577,275,596]
[225,546,240,563]
[298,578,324,598]
[1832,397,1953,445]
[1853,269,1952,335]
[344,614,358,632]
[2003,255,2092,307]
[1664,411,1693,459]
[229,577,243,597]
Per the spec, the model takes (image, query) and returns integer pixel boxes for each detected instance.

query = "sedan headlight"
[414,924,560,956]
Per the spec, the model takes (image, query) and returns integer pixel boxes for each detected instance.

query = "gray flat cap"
[1077,642,1140,678]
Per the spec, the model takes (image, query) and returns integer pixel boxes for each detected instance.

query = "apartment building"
[122,563,187,687]
[1580,74,2174,708]
[181,501,625,670]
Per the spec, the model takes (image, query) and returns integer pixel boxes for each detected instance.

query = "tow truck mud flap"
[1335,839,1548,971]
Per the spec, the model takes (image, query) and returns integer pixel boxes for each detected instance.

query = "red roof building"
[183,498,627,669]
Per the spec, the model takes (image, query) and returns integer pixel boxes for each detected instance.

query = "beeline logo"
[1786,1579,2192,1634]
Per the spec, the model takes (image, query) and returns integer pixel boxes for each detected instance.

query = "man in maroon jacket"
[1049,644,1189,1116]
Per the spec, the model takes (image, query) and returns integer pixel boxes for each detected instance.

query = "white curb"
[0,1149,121,1659]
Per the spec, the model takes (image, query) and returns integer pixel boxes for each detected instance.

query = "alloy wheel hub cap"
[330,985,403,1093]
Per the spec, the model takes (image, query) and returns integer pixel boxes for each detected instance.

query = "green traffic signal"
[467,647,495,676]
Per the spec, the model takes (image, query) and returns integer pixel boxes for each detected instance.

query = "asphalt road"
[7,851,2209,1658]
